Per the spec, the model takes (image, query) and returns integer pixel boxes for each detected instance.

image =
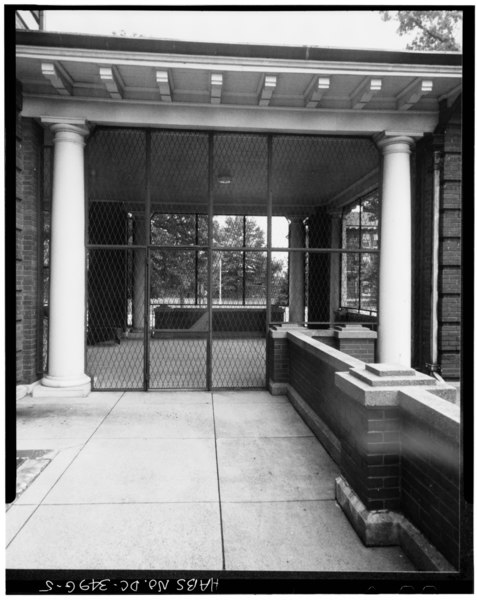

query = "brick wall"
[439,100,462,379]
[340,403,401,512]
[288,337,400,511]
[400,395,460,567]
[269,327,376,387]
[412,98,461,380]
[16,82,23,383]
[337,339,375,363]
[267,333,289,383]
[289,339,347,439]
[284,333,460,567]
[15,94,44,384]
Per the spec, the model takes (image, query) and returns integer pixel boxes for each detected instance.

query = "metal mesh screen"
[149,248,208,389]
[271,135,379,221]
[148,131,210,389]
[211,248,267,388]
[212,134,268,214]
[87,248,145,389]
[87,128,146,245]
[151,130,209,214]
[82,128,379,390]
[211,134,268,388]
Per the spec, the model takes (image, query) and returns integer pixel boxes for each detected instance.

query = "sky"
[41,8,420,51]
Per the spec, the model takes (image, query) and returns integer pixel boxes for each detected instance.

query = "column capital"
[41,117,90,142]
[374,131,423,154]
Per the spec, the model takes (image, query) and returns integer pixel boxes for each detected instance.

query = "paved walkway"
[8,391,415,572]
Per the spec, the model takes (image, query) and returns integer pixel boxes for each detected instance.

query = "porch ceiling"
[87,129,380,215]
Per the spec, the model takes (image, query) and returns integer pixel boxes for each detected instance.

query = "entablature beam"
[23,95,439,135]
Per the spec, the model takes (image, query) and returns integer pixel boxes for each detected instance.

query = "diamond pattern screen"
[87,248,145,389]
[85,128,379,389]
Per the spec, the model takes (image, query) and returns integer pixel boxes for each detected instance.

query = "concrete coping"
[288,330,364,372]
[269,324,315,339]
[350,364,436,387]
[311,329,335,338]
[333,324,378,339]
[269,324,377,341]
[399,387,460,439]
[336,364,458,407]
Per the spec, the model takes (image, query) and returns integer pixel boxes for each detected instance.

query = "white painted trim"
[40,62,72,96]
[23,96,439,135]
[17,45,463,78]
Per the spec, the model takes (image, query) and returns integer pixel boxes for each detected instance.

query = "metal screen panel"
[151,130,209,214]
[149,248,208,389]
[86,129,147,390]
[211,249,267,388]
[211,134,269,388]
[87,129,146,244]
[148,131,210,389]
[87,248,145,389]
[271,135,379,220]
[83,127,380,390]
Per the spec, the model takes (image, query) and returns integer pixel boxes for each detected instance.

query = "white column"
[36,121,91,396]
[132,215,146,331]
[376,134,415,366]
[288,218,305,323]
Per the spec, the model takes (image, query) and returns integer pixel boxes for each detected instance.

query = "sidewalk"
[8,390,415,572]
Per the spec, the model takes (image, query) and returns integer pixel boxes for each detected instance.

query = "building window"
[340,190,379,314]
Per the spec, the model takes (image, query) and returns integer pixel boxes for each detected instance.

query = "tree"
[148,213,288,307]
[150,213,207,304]
[215,216,266,303]
[381,10,462,51]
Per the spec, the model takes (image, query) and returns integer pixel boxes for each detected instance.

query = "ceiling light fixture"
[218,173,232,185]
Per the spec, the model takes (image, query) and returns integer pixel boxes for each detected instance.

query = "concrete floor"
[8,390,416,572]
[87,338,266,389]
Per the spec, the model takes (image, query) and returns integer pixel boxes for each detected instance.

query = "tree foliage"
[149,214,287,306]
[381,10,462,51]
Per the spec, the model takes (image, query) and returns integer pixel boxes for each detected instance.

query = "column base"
[32,374,91,398]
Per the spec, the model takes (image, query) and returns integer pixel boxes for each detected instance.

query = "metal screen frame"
[85,127,380,390]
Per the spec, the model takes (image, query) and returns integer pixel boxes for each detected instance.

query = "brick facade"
[16,82,23,383]
[267,334,289,383]
[337,339,375,363]
[439,100,462,379]
[400,409,460,567]
[15,100,44,384]
[413,98,462,380]
[287,338,400,511]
